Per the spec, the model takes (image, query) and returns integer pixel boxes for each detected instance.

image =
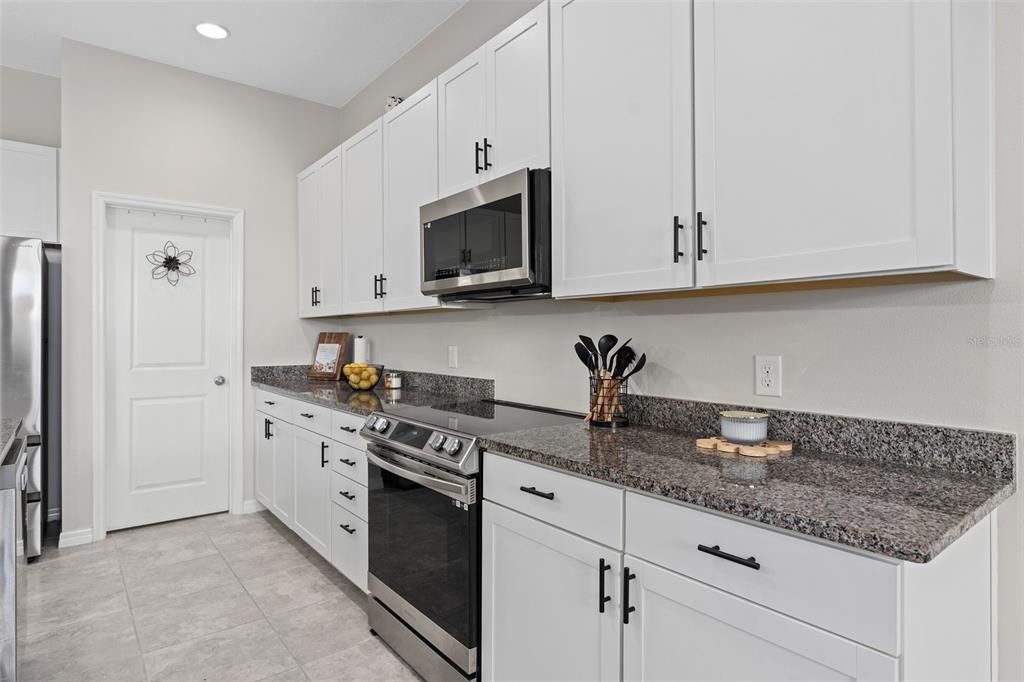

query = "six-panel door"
[622,557,898,682]
[292,427,331,559]
[551,0,695,298]
[483,501,621,682]
[693,0,955,286]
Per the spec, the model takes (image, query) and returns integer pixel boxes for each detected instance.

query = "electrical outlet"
[448,345,458,369]
[755,355,782,397]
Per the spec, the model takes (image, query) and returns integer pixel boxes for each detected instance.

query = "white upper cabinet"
[341,118,384,315]
[693,0,968,287]
[382,80,441,313]
[438,1,550,198]
[297,146,343,317]
[438,49,489,197]
[1,140,58,243]
[551,0,694,298]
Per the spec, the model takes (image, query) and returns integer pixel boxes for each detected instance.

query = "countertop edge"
[478,440,1016,564]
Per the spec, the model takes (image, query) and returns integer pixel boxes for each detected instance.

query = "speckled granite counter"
[0,418,20,460]
[479,422,1015,563]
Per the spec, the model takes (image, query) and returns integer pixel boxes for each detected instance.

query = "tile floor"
[22,511,420,682]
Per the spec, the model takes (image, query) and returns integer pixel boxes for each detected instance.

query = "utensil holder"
[588,373,628,427]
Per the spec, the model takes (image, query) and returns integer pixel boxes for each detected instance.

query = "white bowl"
[720,410,769,445]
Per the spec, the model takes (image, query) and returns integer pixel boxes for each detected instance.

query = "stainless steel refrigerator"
[0,236,57,560]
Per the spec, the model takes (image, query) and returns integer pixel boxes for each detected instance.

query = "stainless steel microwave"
[420,168,551,301]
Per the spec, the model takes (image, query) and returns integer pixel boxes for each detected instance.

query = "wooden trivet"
[695,437,793,458]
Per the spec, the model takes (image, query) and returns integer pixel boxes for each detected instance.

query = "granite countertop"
[0,418,20,461]
[479,423,1016,563]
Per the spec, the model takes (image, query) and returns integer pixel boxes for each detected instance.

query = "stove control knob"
[429,433,447,451]
[444,438,462,456]
[373,418,390,433]
[364,416,378,430]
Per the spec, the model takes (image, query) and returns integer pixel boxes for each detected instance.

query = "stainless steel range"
[360,399,580,682]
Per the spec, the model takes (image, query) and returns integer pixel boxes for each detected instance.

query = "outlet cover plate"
[755,355,782,397]
[448,345,458,369]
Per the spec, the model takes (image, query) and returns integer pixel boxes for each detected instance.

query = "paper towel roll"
[353,336,370,364]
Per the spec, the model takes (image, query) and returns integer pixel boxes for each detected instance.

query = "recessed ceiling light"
[195,22,230,40]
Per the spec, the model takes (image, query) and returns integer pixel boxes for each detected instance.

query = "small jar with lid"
[384,371,402,389]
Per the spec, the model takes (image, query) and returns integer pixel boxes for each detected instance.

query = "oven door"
[421,169,531,296]
[366,445,479,673]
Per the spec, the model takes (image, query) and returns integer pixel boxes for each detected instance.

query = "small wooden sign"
[308,332,349,381]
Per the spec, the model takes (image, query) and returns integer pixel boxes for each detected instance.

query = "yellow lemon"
[358,380,372,389]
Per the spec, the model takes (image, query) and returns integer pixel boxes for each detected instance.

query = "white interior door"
[383,80,441,312]
[105,206,232,530]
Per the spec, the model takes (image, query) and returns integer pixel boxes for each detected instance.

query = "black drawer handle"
[339,523,356,535]
[338,458,356,467]
[598,558,612,613]
[519,485,554,501]
[622,567,636,624]
[339,491,355,500]
[264,401,276,406]
[321,442,329,468]
[299,412,314,419]
[338,426,357,433]
[698,544,760,571]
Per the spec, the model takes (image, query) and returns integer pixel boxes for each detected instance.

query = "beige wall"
[60,40,341,534]
[322,1,1024,677]
[0,65,61,147]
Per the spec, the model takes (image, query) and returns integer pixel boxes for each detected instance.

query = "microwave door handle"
[366,450,470,502]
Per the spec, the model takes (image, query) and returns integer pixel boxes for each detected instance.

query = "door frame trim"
[90,191,245,541]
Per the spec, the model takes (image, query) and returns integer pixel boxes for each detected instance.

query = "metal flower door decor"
[147,241,196,286]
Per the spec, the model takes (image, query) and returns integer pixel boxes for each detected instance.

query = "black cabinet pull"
[475,141,483,173]
[673,215,685,263]
[697,544,760,570]
[321,442,329,468]
[338,458,356,467]
[314,287,321,306]
[372,274,380,299]
[264,400,276,406]
[263,418,269,440]
[339,490,356,500]
[519,485,554,501]
[598,558,612,613]
[339,523,356,535]
[311,286,316,307]
[379,274,387,297]
[483,137,493,169]
[622,567,636,624]
[338,426,357,433]
[300,413,314,419]
[267,420,274,439]
[696,211,708,261]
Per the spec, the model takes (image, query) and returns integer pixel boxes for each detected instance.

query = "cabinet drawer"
[331,471,368,521]
[254,388,291,421]
[625,492,900,655]
[331,503,368,592]
[331,410,367,450]
[292,401,332,437]
[483,453,624,549]
[331,441,368,487]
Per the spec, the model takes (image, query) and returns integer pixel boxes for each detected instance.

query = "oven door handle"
[366,450,472,503]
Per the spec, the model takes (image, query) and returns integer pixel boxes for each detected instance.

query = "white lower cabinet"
[332,503,368,592]
[622,557,896,682]
[482,501,621,682]
[292,427,331,559]
[268,420,295,526]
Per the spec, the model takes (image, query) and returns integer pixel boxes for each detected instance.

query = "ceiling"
[0,0,468,108]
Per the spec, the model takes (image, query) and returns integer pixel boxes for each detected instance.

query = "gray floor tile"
[198,510,275,531]
[23,572,129,638]
[222,536,312,581]
[243,564,342,617]
[132,581,265,652]
[259,667,310,682]
[302,637,419,682]
[124,552,239,609]
[117,531,220,575]
[20,609,146,682]
[143,618,298,682]
[110,516,209,546]
[209,520,290,553]
[267,595,373,665]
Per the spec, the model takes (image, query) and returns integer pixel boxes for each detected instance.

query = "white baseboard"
[240,499,265,514]
[47,507,61,522]
[59,527,94,548]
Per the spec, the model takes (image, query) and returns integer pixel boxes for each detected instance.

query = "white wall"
[0,65,60,147]
[60,40,341,535]
[318,1,1024,677]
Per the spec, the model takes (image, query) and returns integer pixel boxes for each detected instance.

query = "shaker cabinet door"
[296,163,319,317]
[292,428,330,559]
[438,48,488,197]
[382,80,441,312]
[254,413,274,511]
[622,557,897,682]
[551,0,695,298]
[341,119,384,315]
[316,148,343,313]
[270,421,295,527]
[482,502,621,682]
[694,0,955,286]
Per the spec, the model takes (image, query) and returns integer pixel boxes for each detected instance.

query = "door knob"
[214,376,226,386]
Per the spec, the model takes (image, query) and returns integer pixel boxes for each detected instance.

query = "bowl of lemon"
[343,362,383,391]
